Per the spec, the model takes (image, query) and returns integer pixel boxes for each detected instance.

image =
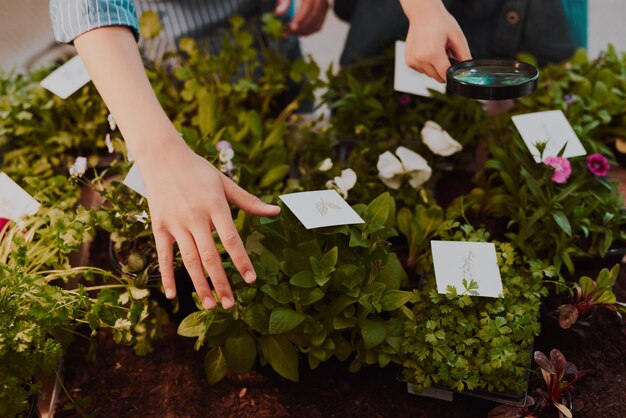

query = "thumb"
[275,0,291,16]
[222,177,281,216]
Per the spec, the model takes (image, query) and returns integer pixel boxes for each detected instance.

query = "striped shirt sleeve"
[49,0,140,44]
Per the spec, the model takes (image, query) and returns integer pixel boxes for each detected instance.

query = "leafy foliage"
[451,130,626,275]
[556,264,626,328]
[402,223,548,394]
[177,193,415,383]
[0,228,167,417]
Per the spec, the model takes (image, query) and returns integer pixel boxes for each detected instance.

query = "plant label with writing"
[123,164,148,198]
[40,55,91,100]
[431,241,503,298]
[394,41,446,97]
[0,173,41,219]
[511,110,586,163]
[279,190,364,229]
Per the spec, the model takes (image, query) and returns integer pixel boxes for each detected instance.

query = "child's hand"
[275,0,329,36]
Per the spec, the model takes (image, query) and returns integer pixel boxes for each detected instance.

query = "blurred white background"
[0,0,624,73]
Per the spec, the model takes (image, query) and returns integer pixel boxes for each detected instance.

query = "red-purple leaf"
[534,351,554,374]
[557,304,578,329]
[550,349,567,372]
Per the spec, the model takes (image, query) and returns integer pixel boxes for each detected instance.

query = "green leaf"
[363,192,395,230]
[260,283,292,304]
[224,330,256,374]
[260,335,299,382]
[289,271,317,288]
[320,247,338,273]
[552,211,572,237]
[381,290,413,311]
[359,319,386,349]
[262,123,285,150]
[296,288,325,306]
[260,250,280,274]
[197,89,219,136]
[376,252,406,290]
[139,11,163,39]
[204,346,228,385]
[177,311,209,337]
[269,308,306,334]
[259,165,290,188]
[243,304,269,333]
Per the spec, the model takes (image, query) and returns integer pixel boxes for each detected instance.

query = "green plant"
[402,223,548,394]
[0,219,168,417]
[177,193,415,383]
[516,45,626,154]
[452,131,626,275]
[555,264,626,328]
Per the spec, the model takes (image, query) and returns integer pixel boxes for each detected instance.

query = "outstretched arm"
[73,26,280,310]
[399,0,471,82]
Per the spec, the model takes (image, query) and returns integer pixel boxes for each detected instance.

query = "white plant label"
[123,164,148,198]
[279,190,364,229]
[431,241,504,298]
[511,110,587,163]
[394,41,446,97]
[0,173,41,219]
[40,55,91,99]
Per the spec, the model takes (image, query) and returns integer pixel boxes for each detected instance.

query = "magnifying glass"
[446,59,539,100]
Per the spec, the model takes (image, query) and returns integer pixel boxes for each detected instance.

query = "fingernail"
[221,296,234,310]
[165,288,174,299]
[244,271,256,284]
[203,297,215,310]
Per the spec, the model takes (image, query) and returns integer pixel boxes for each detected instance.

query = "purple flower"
[399,94,411,106]
[544,156,572,184]
[563,94,576,105]
[215,140,232,152]
[586,153,610,177]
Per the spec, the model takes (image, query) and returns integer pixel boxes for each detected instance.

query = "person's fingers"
[175,231,216,310]
[275,0,290,16]
[288,0,312,33]
[153,223,176,299]
[209,197,258,286]
[448,29,472,62]
[222,176,281,217]
[192,224,235,310]
[432,56,451,83]
[288,0,327,35]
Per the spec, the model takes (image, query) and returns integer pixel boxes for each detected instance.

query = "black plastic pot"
[108,240,197,321]
[570,245,626,273]
[404,345,534,407]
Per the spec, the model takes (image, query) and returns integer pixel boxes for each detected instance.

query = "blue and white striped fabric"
[49,0,140,44]
[49,0,265,59]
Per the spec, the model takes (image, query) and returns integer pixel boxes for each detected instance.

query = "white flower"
[377,146,431,190]
[421,121,462,156]
[317,158,333,172]
[105,133,114,154]
[69,156,88,177]
[326,168,357,199]
[219,147,235,163]
[107,113,116,131]
[135,210,149,224]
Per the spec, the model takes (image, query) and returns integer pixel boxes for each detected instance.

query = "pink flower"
[586,153,610,177]
[543,156,572,184]
[399,94,411,106]
[0,218,8,232]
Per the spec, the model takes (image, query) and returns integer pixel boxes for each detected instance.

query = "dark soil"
[55,265,626,418]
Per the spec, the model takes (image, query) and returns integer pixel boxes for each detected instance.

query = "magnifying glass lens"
[452,66,532,86]
[446,59,539,100]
